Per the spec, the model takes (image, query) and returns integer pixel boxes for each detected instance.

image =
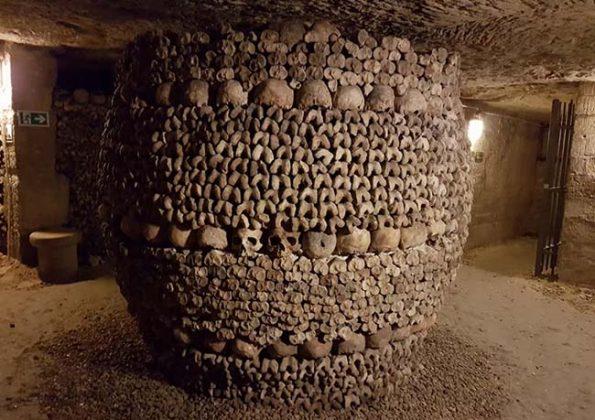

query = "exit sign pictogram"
[17,111,50,127]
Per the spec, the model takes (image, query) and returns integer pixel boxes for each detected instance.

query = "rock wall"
[100,21,472,408]
[559,83,595,287]
[467,112,543,248]
[525,147,547,237]
[8,45,69,263]
[54,88,109,262]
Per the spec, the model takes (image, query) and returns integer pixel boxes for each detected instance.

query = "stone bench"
[29,228,81,283]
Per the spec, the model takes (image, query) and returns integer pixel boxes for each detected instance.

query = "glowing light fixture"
[0,52,12,110]
[0,51,13,144]
[467,116,484,150]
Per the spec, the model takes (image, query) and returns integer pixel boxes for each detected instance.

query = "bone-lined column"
[100,21,472,409]
[559,82,595,286]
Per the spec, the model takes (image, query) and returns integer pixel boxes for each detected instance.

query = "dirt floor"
[1,237,594,419]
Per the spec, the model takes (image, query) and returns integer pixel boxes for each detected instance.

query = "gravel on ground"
[32,307,509,419]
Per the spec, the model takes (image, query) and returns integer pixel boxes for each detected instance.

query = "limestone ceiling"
[462,82,580,122]
[0,0,593,114]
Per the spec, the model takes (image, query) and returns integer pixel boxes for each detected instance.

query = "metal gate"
[535,99,576,279]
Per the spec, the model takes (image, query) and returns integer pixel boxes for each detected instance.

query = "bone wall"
[100,21,472,408]
[54,88,109,262]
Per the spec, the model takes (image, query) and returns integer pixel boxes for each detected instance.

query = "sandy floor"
[0,237,594,419]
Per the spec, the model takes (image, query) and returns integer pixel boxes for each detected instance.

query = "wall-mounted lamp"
[0,51,13,145]
[467,116,484,149]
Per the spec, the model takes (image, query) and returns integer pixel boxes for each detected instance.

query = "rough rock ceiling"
[463,82,580,122]
[0,1,593,102]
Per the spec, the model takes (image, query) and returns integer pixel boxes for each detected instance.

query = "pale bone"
[197,225,228,249]
[335,228,370,255]
[336,331,366,354]
[184,79,209,106]
[294,80,332,109]
[429,220,446,238]
[366,85,395,111]
[168,225,193,248]
[369,227,401,252]
[141,223,162,243]
[366,325,391,349]
[396,88,427,113]
[267,228,300,255]
[217,80,248,106]
[302,231,337,258]
[272,20,306,47]
[333,85,364,110]
[400,224,428,249]
[304,20,340,43]
[267,340,298,357]
[155,82,173,106]
[235,228,263,255]
[232,338,260,359]
[252,79,294,109]
[298,338,332,359]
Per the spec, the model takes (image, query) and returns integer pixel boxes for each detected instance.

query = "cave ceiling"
[0,0,593,119]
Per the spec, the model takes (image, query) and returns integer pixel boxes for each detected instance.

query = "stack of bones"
[55,88,109,262]
[100,20,473,409]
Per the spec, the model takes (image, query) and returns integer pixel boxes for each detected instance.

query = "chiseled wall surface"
[559,83,595,287]
[524,156,547,237]
[9,45,69,262]
[466,111,543,249]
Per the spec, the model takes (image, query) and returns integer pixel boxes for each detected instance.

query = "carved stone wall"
[466,112,543,248]
[100,21,472,408]
[559,83,595,287]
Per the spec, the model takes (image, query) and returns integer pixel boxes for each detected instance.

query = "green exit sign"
[17,111,50,127]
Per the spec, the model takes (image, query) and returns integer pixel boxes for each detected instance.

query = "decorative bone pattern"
[100,20,472,409]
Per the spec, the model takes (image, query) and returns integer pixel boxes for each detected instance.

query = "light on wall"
[0,51,12,110]
[467,116,484,150]
[0,51,13,144]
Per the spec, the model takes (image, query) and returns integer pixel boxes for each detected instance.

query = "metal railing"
[535,99,575,279]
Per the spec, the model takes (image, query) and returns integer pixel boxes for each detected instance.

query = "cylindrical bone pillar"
[99,21,472,409]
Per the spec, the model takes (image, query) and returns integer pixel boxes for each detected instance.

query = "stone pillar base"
[29,228,80,283]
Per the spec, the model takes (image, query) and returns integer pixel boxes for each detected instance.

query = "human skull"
[369,227,401,252]
[278,20,306,47]
[333,85,364,110]
[266,228,300,256]
[366,85,395,111]
[252,79,294,109]
[302,231,337,258]
[335,228,370,255]
[295,80,332,108]
[155,82,173,106]
[196,225,228,249]
[234,228,263,255]
[396,88,427,113]
[217,80,248,106]
[304,20,340,43]
[184,79,209,106]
